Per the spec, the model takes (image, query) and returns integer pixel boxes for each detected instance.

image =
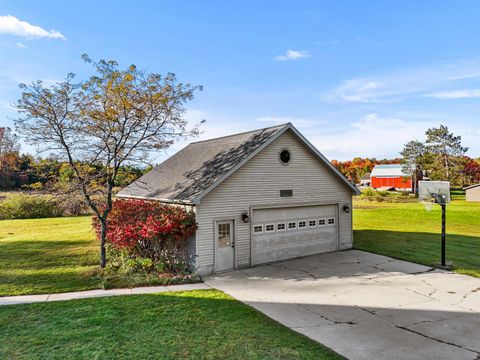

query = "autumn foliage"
[331,157,401,184]
[331,156,480,187]
[93,199,197,272]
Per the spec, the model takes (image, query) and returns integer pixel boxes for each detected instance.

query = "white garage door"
[252,205,338,266]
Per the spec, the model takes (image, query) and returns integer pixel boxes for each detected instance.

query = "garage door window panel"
[288,221,297,230]
[328,217,335,225]
[253,225,263,234]
[265,224,275,232]
[318,218,326,227]
[308,219,317,227]
[277,222,286,231]
[298,220,307,228]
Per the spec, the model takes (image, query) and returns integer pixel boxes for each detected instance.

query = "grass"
[2,193,479,296]
[0,289,342,360]
[0,216,101,296]
[0,216,200,296]
[353,194,480,277]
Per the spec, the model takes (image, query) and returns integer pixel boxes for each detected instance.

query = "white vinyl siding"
[195,129,353,275]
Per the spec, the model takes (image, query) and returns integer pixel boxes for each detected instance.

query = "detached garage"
[464,184,480,202]
[118,123,360,275]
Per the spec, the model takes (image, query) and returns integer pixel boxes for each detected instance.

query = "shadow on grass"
[354,230,480,275]
[2,290,480,359]
[0,239,100,296]
[0,290,343,360]
[0,239,97,268]
[0,268,102,296]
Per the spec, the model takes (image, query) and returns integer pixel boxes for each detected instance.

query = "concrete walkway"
[0,283,211,306]
[206,250,480,360]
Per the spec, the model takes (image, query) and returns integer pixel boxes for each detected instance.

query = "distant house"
[370,164,412,191]
[464,184,480,202]
[359,172,371,186]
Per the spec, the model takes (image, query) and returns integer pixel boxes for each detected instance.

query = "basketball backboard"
[418,181,451,205]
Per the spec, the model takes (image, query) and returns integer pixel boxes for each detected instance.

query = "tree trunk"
[444,155,450,182]
[100,218,107,269]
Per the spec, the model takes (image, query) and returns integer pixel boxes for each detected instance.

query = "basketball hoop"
[418,181,451,268]
[421,200,433,212]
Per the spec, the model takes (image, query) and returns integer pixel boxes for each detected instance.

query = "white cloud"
[323,59,480,103]
[308,113,433,160]
[0,15,66,40]
[16,41,26,48]
[425,89,480,99]
[273,49,310,61]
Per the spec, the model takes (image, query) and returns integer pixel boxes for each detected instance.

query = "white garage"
[118,123,359,275]
[252,205,338,265]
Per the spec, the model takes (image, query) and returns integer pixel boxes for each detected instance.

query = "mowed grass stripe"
[0,216,100,296]
[353,196,480,277]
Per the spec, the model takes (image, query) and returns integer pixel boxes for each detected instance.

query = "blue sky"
[1,1,480,162]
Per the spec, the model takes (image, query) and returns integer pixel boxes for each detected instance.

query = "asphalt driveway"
[205,250,480,360]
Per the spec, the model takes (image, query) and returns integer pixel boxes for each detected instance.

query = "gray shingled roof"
[117,124,286,203]
[464,183,480,190]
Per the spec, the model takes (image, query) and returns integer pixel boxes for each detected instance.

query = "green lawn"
[0,289,341,360]
[0,216,100,296]
[2,196,479,297]
[353,196,480,277]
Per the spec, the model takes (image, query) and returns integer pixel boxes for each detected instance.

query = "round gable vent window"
[279,149,291,165]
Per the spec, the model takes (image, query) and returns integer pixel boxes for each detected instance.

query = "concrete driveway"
[205,250,480,360]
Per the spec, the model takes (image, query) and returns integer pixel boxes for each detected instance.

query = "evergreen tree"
[425,125,468,184]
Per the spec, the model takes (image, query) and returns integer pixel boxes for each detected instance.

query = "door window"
[218,223,232,247]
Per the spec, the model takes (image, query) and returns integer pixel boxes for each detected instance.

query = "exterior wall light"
[241,211,250,223]
[343,204,350,213]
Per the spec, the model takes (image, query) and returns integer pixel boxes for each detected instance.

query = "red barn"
[370,164,412,190]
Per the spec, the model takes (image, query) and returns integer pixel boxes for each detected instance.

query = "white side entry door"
[215,220,235,272]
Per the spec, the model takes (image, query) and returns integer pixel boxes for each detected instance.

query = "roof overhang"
[116,193,195,206]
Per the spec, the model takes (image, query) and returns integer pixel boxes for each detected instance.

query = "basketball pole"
[441,204,446,267]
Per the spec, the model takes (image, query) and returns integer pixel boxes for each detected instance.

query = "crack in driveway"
[395,324,480,357]
[354,305,480,357]
[462,287,480,302]
[296,302,359,326]
[207,250,480,360]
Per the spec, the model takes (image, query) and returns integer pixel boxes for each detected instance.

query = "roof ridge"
[464,183,480,190]
[189,123,289,145]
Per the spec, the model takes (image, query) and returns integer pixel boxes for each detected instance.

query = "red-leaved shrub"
[93,199,197,273]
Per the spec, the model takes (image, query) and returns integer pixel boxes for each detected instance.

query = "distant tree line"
[0,128,152,191]
[332,125,480,188]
